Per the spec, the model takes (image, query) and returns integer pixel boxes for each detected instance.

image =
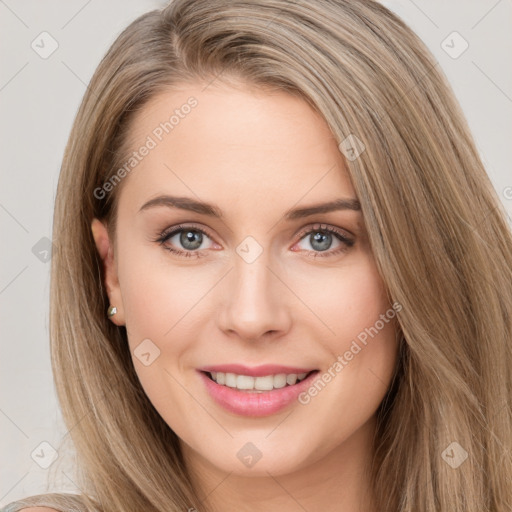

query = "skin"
[20,509,59,512]
[91,80,399,512]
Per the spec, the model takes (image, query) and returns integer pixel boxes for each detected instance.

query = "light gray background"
[1,0,511,505]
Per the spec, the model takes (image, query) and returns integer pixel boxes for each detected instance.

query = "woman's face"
[92,81,399,481]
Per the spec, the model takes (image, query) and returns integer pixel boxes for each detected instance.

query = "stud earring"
[107,305,117,318]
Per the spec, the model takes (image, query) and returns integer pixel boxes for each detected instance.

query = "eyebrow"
[138,195,361,220]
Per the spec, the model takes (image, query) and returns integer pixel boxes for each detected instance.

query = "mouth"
[202,370,316,392]
[198,367,320,417]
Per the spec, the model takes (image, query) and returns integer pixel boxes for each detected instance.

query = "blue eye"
[293,223,354,258]
[155,222,354,259]
[155,224,214,258]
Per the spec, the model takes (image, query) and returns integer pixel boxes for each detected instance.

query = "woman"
[3,0,511,511]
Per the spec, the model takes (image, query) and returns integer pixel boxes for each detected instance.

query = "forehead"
[117,81,356,215]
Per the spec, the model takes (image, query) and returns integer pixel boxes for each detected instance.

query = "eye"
[292,223,354,258]
[154,223,218,258]
[154,222,354,259]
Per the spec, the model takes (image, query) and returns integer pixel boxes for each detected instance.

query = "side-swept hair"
[49,1,512,510]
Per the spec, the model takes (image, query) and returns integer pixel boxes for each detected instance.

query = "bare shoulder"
[2,493,91,512]
[18,508,61,512]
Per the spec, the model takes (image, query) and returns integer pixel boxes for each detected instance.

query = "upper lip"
[198,364,317,377]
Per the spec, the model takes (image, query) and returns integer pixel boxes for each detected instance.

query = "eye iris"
[180,230,203,250]
[310,232,332,251]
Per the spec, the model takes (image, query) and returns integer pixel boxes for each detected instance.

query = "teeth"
[237,374,255,390]
[286,373,298,385]
[225,373,237,387]
[208,371,311,391]
[273,374,287,389]
[254,375,273,390]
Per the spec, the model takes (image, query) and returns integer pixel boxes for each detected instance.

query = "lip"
[198,368,319,417]
[198,364,315,377]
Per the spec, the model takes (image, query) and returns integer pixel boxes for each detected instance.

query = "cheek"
[299,253,391,346]
[114,239,202,422]
[301,254,399,401]
[116,237,207,348]
[288,258,398,459]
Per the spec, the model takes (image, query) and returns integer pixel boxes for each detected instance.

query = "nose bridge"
[235,245,272,299]
[217,236,290,340]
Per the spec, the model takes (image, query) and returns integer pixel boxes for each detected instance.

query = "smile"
[207,371,312,391]
[197,365,320,417]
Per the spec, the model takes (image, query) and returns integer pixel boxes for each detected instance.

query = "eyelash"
[154,223,354,259]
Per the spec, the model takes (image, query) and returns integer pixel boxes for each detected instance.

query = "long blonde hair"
[50,1,512,510]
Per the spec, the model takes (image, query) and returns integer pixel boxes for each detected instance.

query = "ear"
[91,218,125,326]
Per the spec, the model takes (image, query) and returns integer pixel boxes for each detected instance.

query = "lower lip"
[198,371,319,417]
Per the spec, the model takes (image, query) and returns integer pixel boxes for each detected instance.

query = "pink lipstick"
[197,364,319,417]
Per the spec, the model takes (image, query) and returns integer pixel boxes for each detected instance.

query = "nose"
[216,249,292,342]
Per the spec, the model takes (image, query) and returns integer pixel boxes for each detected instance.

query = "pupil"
[180,230,202,250]
[311,232,331,251]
